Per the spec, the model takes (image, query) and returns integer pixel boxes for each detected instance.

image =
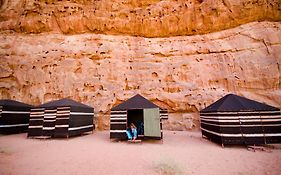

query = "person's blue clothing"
[126,128,137,140]
[132,128,137,138]
[126,129,132,140]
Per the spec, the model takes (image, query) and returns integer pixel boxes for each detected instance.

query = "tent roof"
[39,98,93,109]
[112,94,160,110]
[200,94,279,113]
[0,99,33,107]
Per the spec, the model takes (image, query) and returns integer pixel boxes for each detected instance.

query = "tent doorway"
[127,108,161,138]
[127,109,144,136]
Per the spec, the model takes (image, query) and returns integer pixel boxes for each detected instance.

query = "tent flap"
[144,108,161,137]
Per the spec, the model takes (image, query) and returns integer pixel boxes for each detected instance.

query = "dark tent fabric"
[39,98,93,109]
[110,94,168,140]
[200,94,281,145]
[0,99,33,108]
[201,94,279,112]
[28,98,94,138]
[112,94,160,110]
[0,99,33,134]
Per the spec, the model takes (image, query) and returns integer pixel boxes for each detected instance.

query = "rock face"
[0,21,280,130]
[0,0,281,130]
[0,0,280,37]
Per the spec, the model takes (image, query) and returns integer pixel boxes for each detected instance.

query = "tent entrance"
[127,109,144,136]
[127,108,161,138]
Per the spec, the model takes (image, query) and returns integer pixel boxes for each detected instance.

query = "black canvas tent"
[0,99,32,134]
[110,94,168,140]
[200,94,281,145]
[28,98,94,138]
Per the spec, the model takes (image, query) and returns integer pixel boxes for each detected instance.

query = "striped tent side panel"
[200,112,246,145]
[158,109,167,139]
[0,106,30,133]
[0,106,3,132]
[42,108,57,137]
[160,109,168,120]
[200,111,281,116]
[200,111,281,145]
[0,106,2,128]
[28,108,44,137]
[110,110,127,139]
[68,108,94,137]
[261,111,281,144]
[54,107,70,138]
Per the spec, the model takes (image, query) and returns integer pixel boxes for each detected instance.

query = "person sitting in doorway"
[126,123,137,140]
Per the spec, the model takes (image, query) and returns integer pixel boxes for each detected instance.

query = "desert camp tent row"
[0,100,32,134]
[110,94,168,140]
[28,98,94,138]
[200,94,281,145]
[1,94,281,146]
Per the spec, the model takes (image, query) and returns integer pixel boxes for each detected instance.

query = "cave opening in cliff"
[127,109,144,136]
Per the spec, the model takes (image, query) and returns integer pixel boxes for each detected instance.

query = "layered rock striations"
[1,21,280,130]
[0,0,281,130]
[0,0,280,37]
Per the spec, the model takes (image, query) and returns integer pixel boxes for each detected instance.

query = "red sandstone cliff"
[0,0,280,130]
[0,0,280,36]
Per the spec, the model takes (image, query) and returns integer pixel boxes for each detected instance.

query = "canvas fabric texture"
[144,108,161,137]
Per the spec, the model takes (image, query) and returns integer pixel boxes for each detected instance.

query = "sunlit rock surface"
[1,21,280,130]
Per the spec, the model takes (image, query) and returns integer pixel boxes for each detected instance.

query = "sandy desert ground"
[0,131,281,175]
